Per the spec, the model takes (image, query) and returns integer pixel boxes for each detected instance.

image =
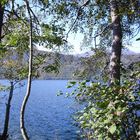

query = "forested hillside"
[36,50,140,80]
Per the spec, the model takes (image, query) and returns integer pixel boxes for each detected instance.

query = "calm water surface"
[0,80,81,140]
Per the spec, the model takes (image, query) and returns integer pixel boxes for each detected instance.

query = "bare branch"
[28,6,40,25]
[65,0,90,40]
[93,24,112,38]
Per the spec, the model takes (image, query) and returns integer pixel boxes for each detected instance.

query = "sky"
[67,32,140,54]
[37,32,140,54]
[15,0,140,54]
[127,39,140,53]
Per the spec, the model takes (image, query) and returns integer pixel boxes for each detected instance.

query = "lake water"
[0,80,81,140]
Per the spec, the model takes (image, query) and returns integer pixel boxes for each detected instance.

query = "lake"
[0,80,81,140]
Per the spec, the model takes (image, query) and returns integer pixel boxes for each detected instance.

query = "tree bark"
[20,1,33,140]
[109,0,122,84]
[1,82,14,140]
[0,3,4,42]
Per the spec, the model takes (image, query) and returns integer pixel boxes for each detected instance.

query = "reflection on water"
[0,80,81,140]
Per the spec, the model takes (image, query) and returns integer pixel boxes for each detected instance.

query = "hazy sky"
[67,33,140,54]
[37,32,140,54]
[17,0,139,54]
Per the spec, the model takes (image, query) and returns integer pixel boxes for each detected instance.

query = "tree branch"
[93,24,112,38]
[65,0,90,40]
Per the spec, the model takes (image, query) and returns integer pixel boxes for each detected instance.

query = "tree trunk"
[20,1,33,140]
[1,82,14,140]
[109,0,122,84]
[0,3,4,42]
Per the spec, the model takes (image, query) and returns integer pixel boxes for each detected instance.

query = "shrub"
[68,73,140,139]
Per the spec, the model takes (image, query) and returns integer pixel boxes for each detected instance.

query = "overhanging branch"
[66,0,90,40]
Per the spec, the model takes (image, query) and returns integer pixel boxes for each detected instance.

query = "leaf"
[66,85,72,88]
[56,90,63,96]
[98,135,103,140]
[109,124,116,134]
[136,38,140,41]
[69,81,76,85]
[104,119,110,124]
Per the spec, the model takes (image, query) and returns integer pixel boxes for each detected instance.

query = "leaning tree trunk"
[0,3,4,42]
[20,1,33,140]
[109,0,122,84]
[1,82,14,140]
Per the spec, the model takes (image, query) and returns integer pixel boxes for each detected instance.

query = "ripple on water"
[0,80,81,140]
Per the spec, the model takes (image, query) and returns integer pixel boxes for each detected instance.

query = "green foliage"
[0,0,70,81]
[73,48,109,81]
[68,73,140,139]
[44,64,59,73]
[1,0,8,5]
[67,81,77,88]
[37,23,67,52]
[43,55,60,74]
[0,84,7,91]
[48,0,140,50]
[0,49,28,80]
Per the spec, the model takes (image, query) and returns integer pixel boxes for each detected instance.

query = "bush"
[69,74,140,139]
